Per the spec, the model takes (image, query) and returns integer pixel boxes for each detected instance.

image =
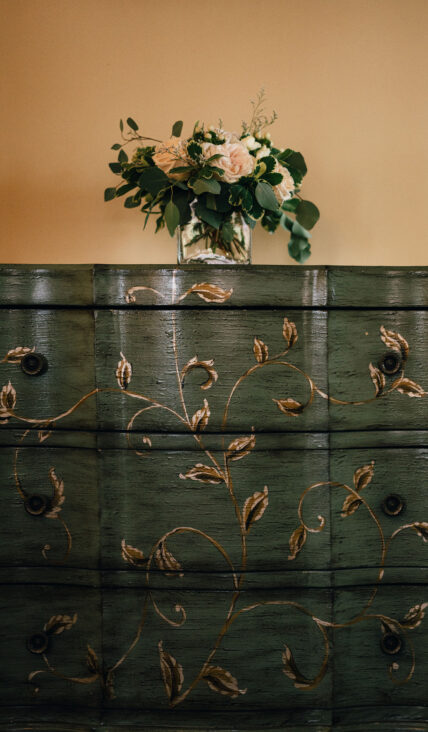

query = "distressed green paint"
[0,265,426,730]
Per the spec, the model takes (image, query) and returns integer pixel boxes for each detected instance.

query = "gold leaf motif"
[282,645,312,689]
[158,641,184,704]
[226,432,256,462]
[283,317,298,348]
[391,377,425,398]
[380,325,409,359]
[116,352,132,390]
[180,356,218,390]
[202,665,247,698]
[121,539,146,567]
[0,381,16,421]
[369,363,386,397]
[253,337,269,363]
[44,613,77,635]
[38,421,53,443]
[401,602,428,629]
[125,285,162,304]
[190,398,210,431]
[86,645,100,675]
[242,486,268,532]
[104,669,116,700]
[155,540,183,577]
[412,522,428,542]
[179,282,233,303]
[273,397,303,417]
[354,461,375,493]
[1,346,35,364]
[341,493,363,518]
[45,467,65,519]
[179,463,224,484]
[288,525,307,560]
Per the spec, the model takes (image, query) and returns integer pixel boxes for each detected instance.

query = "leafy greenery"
[104,98,320,263]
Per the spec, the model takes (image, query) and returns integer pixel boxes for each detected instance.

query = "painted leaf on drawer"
[330,449,428,579]
[328,311,427,430]
[0,584,102,714]
[0,447,99,568]
[95,308,328,432]
[99,446,330,576]
[0,309,96,430]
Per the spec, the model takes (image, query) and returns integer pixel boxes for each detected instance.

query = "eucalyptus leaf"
[195,201,223,229]
[286,152,307,175]
[288,235,311,263]
[119,119,124,132]
[118,149,128,164]
[171,120,183,137]
[292,220,311,239]
[255,181,279,212]
[116,182,136,197]
[104,187,116,202]
[109,162,122,174]
[127,117,139,131]
[138,167,170,195]
[165,200,180,236]
[192,178,221,195]
[296,200,320,230]
[111,143,122,150]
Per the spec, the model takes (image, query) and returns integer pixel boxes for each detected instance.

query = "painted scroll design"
[1,278,427,704]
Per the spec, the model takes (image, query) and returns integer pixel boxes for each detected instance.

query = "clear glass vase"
[177,210,252,265]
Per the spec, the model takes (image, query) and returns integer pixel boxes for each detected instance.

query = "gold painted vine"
[1,274,427,705]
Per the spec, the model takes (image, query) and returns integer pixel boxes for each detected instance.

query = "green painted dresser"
[0,265,427,732]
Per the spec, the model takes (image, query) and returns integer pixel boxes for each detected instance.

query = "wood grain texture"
[0,309,96,431]
[0,266,93,307]
[0,447,99,569]
[328,310,428,430]
[328,267,428,308]
[95,307,328,432]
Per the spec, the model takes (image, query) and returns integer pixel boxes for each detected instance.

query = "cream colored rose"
[203,141,255,183]
[152,136,190,180]
[241,135,261,151]
[273,162,295,203]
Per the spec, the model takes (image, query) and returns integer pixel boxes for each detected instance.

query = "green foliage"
[255,181,278,212]
[195,201,223,229]
[288,236,311,263]
[192,178,221,195]
[126,117,139,131]
[138,167,170,196]
[171,120,183,137]
[187,142,203,160]
[296,200,320,230]
[164,200,180,236]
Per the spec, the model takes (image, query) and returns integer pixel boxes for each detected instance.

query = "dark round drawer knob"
[27,631,49,654]
[380,632,402,655]
[24,494,48,516]
[381,493,405,517]
[378,351,402,375]
[20,352,48,376]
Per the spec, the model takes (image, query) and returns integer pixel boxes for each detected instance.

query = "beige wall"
[1,0,427,265]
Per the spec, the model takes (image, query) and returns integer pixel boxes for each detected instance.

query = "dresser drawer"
[329,448,428,579]
[95,308,328,433]
[101,584,332,727]
[332,585,428,724]
[0,446,99,569]
[328,311,427,431]
[0,310,96,431]
[0,584,102,717]
[99,440,330,577]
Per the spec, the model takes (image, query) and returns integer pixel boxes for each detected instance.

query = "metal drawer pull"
[27,631,49,654]
[24,494,48,516]
[20,352,48,376]
[381,493,405,517]
[378,351,402,375]
[380,632,402,655]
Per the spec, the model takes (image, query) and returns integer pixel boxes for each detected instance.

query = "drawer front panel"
[328,311,428,430]
[0,446,99,569]
[96,308,328,433]
[0,310,96,431]
[0,584,102,715]
[330,449,428,577]
[101,586,332,720]
[332,585,428,718]
[99,446,330,577]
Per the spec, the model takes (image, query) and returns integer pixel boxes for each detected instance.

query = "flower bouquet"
[105,92,319,264]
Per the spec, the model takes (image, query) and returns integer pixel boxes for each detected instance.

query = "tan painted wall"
[1,0,427,265]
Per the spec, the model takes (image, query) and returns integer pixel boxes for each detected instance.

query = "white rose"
[202,141,255,183]
[242,135,261,151]
[255,145,271,159]
[273,162,295,203]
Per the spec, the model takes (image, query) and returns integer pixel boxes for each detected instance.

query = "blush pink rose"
[152,136,190,180]
[273,162,295,203]
[203,141,255,183]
